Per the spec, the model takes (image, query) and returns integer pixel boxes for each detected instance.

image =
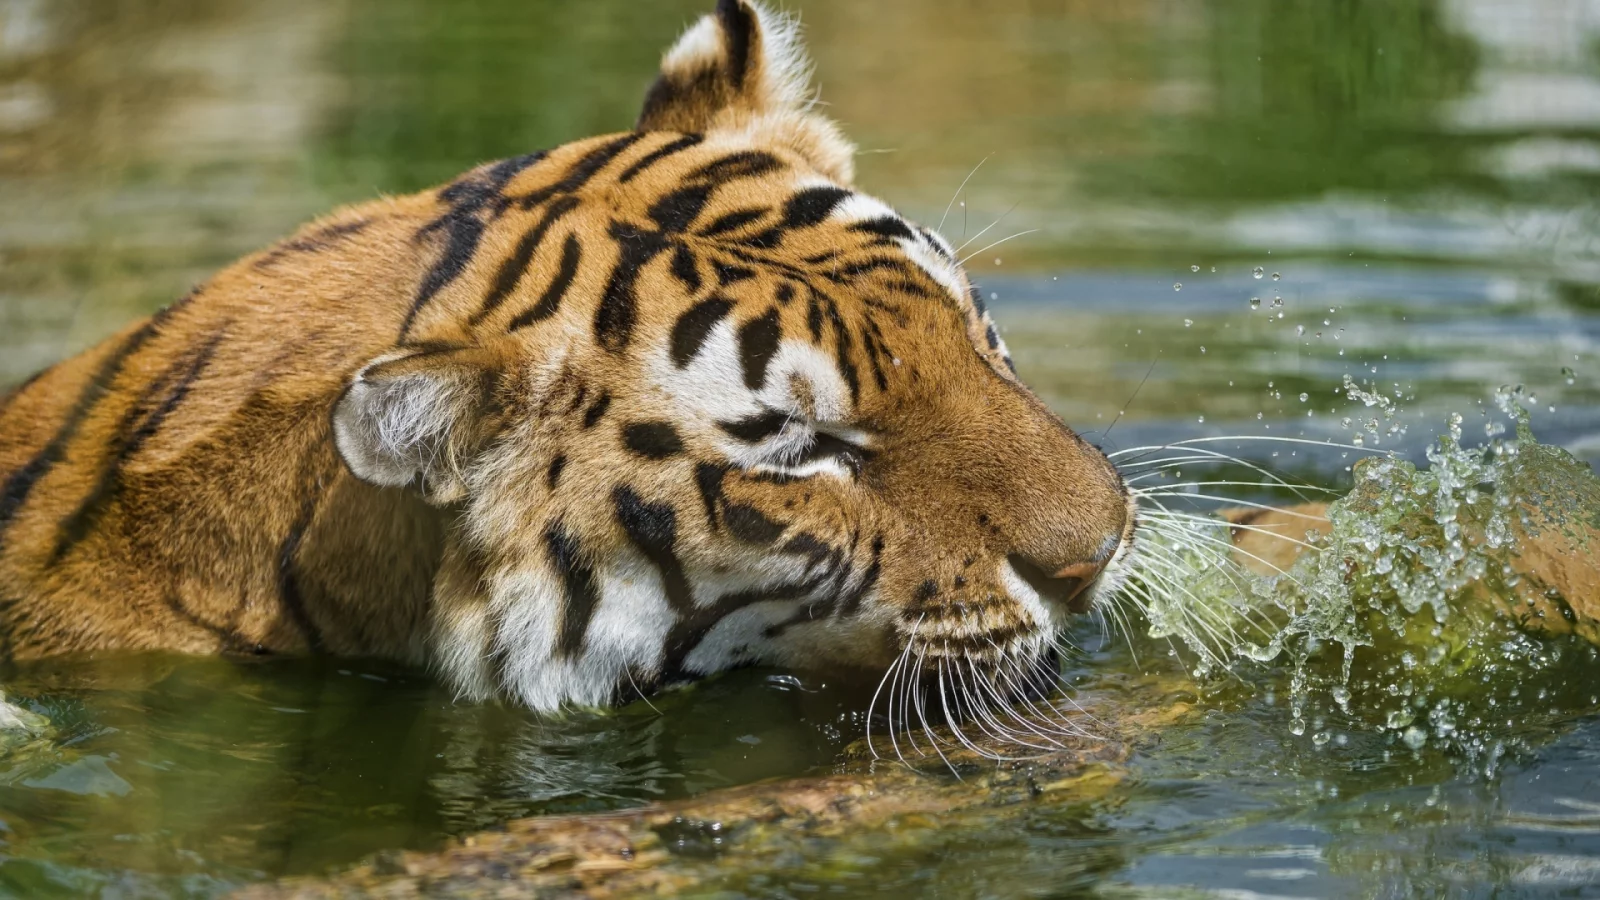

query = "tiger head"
[331,0,1135,710]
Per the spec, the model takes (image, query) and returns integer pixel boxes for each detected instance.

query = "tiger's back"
[0,191,447,660]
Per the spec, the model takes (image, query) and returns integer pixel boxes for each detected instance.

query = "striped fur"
[0,0,1134,710]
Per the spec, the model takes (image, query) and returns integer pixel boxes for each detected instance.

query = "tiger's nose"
[1004,528,1120,611]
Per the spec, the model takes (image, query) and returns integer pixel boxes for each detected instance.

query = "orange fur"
[0,1,1132,708]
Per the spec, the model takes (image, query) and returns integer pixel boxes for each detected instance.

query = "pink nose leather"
[1052,560,1105,608]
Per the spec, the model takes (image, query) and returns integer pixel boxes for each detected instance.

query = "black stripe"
[783,186,852,229]
[663,563,835,679]
[986,323,1002,350]
[699,208,768,237]
[670,296,734,367]
[400,152,546,339]
[614,487,694,614]
[694,463,726,532]
[739,308,782,390]
[718,411,788,443]
[825,257,916,284]
[782,532,834,568]
[739,228,785,250]
[860,327,890,393]
[670,244,703,295]
[486,151,547,186]
[884,278,931,298]
[849,216,915,242]
[968,284,989,316]
[546,454,566,490]
[820,295,861,404]
[618,133,704,183]
[582,392,612,428]
[648,184,714,234]
[513,133,642,211]
[762,543,846,639]
[51,329,224,563]
[548,524,603,657]
[595,223,670,354]
[507,232,582,330]
[715,261,756,286]
[472,195,579,325]
[836,330,862,403]
[718,244,807,278]
[838,537,885,617]
[806,291,824,342]
[717,0,757,88]
[723,503,785,545]
[278,478,326,653]
[0,315,167,545]
[689,151,785,185]
[164,593,254,654]
[623,421,684,459]
[775,282,796,306]
[255,218,373,270]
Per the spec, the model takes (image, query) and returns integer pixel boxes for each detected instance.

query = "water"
[3,0,1600,896]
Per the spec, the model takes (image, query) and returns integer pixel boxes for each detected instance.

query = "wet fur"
[0,1,1132,709]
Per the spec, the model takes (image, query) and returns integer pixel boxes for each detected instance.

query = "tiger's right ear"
[637,0,855,185]
[332,346,498,505]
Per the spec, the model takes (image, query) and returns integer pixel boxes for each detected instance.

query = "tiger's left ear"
[638,0,855,185]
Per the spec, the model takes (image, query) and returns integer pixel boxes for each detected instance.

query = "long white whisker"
[959,229,1039,266]
[1110,435,1385,459]
[1135,490,1327,511]
[866,647,903,761]
[912,648,960,777]
[937,155,990,233]
[954,201,1021,254]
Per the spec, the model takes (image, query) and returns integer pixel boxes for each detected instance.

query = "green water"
[3,0,1600,896]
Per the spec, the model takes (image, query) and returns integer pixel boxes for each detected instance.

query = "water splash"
[1123,389,1600,770]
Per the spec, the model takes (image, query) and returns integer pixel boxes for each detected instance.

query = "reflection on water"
[2,0,1600,896]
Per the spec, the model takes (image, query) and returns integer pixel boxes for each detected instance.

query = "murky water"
[3,0,1600,896]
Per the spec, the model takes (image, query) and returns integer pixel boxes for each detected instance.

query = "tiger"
[0,0,1136,711]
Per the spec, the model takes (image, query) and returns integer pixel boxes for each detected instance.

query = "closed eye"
[793,430,873,478]
[716,410,873,479]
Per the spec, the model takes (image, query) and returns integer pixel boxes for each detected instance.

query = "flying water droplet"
[1253,266,1265,279]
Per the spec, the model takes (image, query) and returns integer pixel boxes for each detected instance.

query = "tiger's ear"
[638,0,855,184]
[333,346,498,505]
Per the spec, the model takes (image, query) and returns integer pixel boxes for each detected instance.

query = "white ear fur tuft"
[332,350,488,504]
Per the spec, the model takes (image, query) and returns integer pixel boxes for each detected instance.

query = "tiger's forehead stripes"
[390,130,994,422]
[406,130,978,335]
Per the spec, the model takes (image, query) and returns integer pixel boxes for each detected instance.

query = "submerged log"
[236,678,1195,899]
